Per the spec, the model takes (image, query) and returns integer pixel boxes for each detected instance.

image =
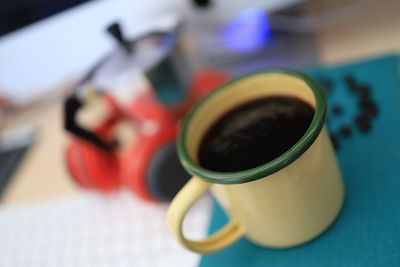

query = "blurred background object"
[61,18,227,202]
[0,0,379,104]
[0,0,314,201]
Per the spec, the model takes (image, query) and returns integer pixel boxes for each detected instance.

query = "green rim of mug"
[177,69,327,184]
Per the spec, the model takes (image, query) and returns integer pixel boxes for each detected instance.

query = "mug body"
[180,71,344,248]
[212,127,343,247]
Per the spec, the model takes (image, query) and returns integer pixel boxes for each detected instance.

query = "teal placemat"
[200,54,400,267]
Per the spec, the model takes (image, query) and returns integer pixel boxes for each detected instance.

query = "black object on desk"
[0,146,30,198]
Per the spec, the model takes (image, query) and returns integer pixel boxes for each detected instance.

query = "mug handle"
[167,177,245,254]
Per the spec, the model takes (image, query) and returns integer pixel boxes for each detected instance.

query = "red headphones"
[64,70,227,202]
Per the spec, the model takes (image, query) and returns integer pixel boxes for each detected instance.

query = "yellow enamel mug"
[167,70,344,254]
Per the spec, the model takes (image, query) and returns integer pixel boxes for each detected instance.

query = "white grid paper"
[0,189,211,267]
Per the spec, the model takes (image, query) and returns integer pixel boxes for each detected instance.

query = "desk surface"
[3,1,400,205]
[2,104,76,204]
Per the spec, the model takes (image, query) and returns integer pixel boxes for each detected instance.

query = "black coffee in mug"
[198,96,315,172]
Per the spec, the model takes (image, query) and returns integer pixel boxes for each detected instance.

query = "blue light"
[223,8,271,52]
